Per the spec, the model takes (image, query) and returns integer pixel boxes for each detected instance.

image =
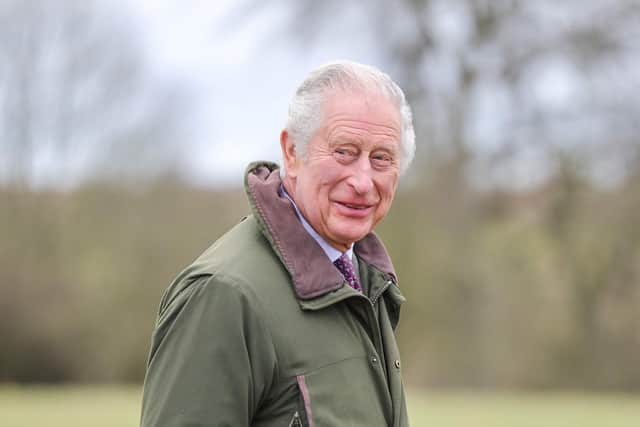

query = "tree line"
[1,166,639,389]
[1,0,639,389]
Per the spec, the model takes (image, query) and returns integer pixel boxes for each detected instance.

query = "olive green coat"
[140,162,409,426]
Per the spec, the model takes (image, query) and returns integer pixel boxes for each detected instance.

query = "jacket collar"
[244,161,398,300]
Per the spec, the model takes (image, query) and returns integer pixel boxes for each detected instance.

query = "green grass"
[1,385,640,426]
[0,385,141,427]
[407,389,640,426]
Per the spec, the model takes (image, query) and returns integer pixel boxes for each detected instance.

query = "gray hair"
[286,60,416,174]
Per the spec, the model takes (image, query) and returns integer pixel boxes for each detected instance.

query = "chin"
[336,230,370,245]
[330,220,374,243]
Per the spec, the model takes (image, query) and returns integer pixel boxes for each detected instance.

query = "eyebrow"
[329,130,399,145]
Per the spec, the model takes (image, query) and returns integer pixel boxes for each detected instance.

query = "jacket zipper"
[370,279,393,306]
[362,279,393,374]
[289,411,304,427]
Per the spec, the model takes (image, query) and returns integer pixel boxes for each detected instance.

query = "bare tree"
[0,0,193,189]
[239,0,640,188]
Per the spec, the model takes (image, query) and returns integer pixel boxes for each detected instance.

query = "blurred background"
[2,0,640,425]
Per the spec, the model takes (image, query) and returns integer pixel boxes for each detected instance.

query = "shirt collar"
[280,185,353,263]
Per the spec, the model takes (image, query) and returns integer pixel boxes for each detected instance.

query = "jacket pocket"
[290,374,314,427]
[295,357,390,426]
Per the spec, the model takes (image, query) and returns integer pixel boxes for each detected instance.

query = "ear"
[280,129,299,178]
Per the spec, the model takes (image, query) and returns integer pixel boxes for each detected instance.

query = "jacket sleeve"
[140,273,278,427]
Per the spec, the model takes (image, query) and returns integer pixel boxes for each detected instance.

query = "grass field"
[2,385,640,426]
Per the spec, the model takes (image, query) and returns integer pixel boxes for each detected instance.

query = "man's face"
[282,89,402,252]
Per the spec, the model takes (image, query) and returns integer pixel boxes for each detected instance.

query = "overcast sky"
[2,1,632,189]
[125,0,588,189]
[128,0,385,187]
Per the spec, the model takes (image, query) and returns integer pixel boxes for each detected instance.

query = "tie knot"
[333,253,362,292]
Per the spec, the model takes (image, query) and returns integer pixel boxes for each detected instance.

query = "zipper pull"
[289,411,304,427]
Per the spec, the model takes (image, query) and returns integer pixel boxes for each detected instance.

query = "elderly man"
[140,60,415,427]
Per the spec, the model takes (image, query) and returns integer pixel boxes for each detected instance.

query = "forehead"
[321,89,402,144]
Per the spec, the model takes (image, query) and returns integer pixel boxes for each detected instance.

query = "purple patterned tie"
[333,253,362,292]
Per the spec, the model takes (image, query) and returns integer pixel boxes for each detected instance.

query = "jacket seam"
[293,354,368,377]
[158,273,212,318]
[205,270,282,407]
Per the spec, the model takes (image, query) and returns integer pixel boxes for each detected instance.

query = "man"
[140,60,416,427]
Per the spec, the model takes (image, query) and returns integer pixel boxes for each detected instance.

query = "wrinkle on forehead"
[326,118,401,140]
[321,89,402,145]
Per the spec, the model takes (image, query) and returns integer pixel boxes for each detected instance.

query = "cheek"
[378,178,398,201]
[315,167,344,193]
[375,184,398,216]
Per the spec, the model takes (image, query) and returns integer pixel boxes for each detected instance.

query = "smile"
[333,201,375,217]
[343,203,368,210]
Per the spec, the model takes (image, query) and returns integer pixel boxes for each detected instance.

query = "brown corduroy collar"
[244,161,398,300]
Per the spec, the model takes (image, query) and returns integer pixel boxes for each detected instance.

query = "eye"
[371,151,395,169]
[333,147,357,163]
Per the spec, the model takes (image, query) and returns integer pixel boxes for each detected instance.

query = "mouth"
[333,201,375,217]
[341,203,369,210]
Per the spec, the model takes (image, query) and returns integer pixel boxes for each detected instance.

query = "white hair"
[286,60,416,174]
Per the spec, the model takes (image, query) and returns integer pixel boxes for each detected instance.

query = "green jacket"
[140,162,409,427]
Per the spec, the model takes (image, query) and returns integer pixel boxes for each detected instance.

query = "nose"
[347,156,374,195]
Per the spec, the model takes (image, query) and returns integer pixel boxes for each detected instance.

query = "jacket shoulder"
[160,215,290,312]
